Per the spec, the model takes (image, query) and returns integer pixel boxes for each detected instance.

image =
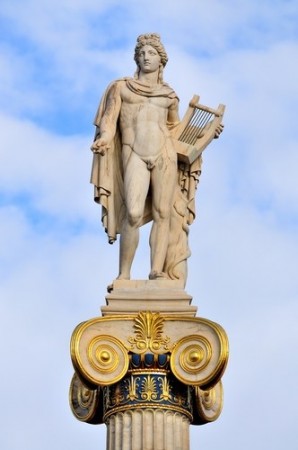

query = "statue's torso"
[119,82,173,158]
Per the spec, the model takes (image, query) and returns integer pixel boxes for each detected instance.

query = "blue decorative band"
[103,354,193,421]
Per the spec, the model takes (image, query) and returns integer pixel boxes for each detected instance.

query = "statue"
[90,33,224,284]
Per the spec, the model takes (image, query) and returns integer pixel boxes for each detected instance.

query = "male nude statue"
[91,33,179,280]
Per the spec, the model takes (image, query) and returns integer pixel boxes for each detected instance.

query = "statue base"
[102,279,197,317]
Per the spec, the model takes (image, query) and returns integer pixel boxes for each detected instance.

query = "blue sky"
[1,1,298,449]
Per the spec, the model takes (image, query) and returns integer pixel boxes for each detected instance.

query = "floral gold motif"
[127,375,138,401]
[158,375,170,401]
[141,375,158,401]
[128,311,170,354]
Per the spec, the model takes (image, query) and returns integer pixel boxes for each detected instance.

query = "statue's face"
[137,45,161,74]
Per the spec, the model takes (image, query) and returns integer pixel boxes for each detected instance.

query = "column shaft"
[106,409,190,450]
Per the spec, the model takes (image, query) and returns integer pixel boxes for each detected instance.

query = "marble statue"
[90,33,223,284]
[72,36,229,449]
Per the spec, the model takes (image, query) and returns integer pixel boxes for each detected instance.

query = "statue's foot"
[107,274,130,293]
[116,273,130,280]
[107,283,114,293]
[149,270,168,280]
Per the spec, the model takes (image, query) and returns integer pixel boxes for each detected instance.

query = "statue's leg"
[149,154,177,279]
[118,150,150,279]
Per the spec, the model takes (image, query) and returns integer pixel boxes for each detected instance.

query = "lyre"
[172,95,225,164]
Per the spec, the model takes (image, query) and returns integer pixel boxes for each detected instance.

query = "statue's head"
[134,33,168,82]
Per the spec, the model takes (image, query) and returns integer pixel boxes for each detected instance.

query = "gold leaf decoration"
[140,375,158,401]
[128,311,170,354]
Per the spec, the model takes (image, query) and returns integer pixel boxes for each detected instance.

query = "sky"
[1,0,298,449]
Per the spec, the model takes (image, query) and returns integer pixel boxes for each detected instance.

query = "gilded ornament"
[126,375,138,401]
[72,333,129,387]
[69,373,103,424]
[193,380,223,424]
[103,370,193,421]
[180,339,211,373]
[128,311,170,354]
[158,376,170,401]
[141,375,158,401]
[170,332,228,389]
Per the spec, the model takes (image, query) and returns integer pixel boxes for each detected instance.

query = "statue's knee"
[127,210,142,227]
[152,206,171,222]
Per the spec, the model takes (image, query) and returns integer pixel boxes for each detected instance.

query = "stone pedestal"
[102,280,196,317]
[69,280,228,450]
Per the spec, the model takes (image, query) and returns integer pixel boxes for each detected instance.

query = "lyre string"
[187,110,205,142]
[188,110,212,144]
[179,108,213,145]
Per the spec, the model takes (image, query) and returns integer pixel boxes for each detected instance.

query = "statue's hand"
[91,138,110,155]
[214,123,224,139]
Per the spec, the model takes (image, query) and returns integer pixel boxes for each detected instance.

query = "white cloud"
[0,114,95,221]
[0,44,47,115]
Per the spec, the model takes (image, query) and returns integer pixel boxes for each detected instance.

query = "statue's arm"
[91,82,122,155]
[167,97,180,131]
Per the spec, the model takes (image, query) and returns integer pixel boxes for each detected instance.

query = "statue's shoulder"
[94,78,130,126]
[162,82,179,100]
[106,77,132,92]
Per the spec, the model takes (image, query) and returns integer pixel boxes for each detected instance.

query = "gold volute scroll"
[71,324,129,387]
[170,321,229,389]
[193,381,224,425]
[69,373,103,424]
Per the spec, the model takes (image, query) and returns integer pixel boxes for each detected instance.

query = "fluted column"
[106,409,190,450]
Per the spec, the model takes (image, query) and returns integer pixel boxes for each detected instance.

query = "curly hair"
[134,33,168,83]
